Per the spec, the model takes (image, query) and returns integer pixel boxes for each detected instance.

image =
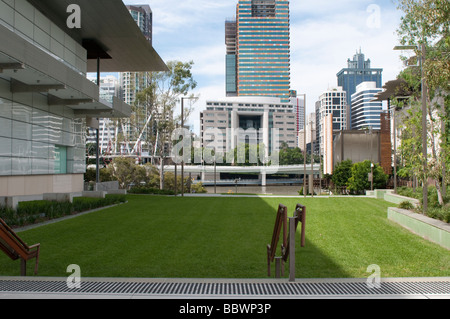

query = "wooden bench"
[0,218,40,276]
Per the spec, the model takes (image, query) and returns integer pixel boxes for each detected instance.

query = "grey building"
[0,0,166,197]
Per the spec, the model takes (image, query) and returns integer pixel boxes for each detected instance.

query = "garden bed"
[388,207,450,250]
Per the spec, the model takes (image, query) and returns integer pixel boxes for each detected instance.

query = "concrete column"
[260,171,267,186]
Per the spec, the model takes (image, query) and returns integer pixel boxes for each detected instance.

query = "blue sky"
[123,0,406,134]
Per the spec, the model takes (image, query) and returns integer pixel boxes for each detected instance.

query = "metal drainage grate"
[0,280,449,296]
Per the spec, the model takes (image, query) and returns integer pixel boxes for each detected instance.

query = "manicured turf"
[1,195,449,278]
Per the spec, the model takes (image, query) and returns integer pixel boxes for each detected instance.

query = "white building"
[200,96,297,162]
[315,87,347,155]
[351,81,383,130]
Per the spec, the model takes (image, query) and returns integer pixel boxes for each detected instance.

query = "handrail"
[282,204,306,262]
[267,203,306,279]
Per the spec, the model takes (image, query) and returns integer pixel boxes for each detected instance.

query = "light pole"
[297,94,307,197]
[180,96,197,197]
[393,45,428,213]
[371,162,374,191]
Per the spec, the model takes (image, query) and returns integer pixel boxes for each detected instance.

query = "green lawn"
[1,195,449,279]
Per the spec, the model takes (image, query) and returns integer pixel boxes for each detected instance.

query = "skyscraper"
[315,87,347,155]
[226,0,291,102]
[336,49,382,129]
[351,82,383,130]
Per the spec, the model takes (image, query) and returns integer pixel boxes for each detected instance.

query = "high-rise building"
[351,82,383,130]
[87,75,121,153]
[120,5,153,106]
[119,4,155,153]
[336,49,382,128]
[226,0,291,102]
[127,5,153,45]
[315,87,347,155]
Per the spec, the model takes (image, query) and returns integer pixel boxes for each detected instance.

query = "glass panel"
[12,139,31,157]
[54,145,67,174]
[0,157,12,176]
[0,137,12,156]
[0,117,11,138]
[11,157,31,175]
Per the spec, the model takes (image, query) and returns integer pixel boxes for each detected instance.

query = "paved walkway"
[0,276,448,299]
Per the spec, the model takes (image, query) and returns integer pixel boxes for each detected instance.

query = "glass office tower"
[336,49,382,129]
[227,0,291,102]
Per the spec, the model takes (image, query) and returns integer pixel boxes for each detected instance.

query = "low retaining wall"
[388,207,450,250]
[384,192,420,206]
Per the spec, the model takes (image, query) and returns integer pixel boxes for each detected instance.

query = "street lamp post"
[180,96,197,197]
[371,162,374,191]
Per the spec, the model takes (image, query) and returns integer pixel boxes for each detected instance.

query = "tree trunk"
[160,156,165,190]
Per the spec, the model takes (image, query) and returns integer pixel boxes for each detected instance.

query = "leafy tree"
[331,160,353,193]
[347,161,388,195]
[134,60,197,189]
[107,157,147,189]
[396,0,450,205]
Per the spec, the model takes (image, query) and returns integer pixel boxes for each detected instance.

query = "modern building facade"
[351,81,383,130]
[226,0,291,102]
[0,0,166,197]
[315,87,347,156]
[337,49,382,128]
[200,96,297,161]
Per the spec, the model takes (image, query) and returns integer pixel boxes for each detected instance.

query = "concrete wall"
[0,174,84,197]
[388,207,450,250]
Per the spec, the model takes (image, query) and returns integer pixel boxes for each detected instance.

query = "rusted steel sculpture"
[0,218,40,276]
[267,204,306,281]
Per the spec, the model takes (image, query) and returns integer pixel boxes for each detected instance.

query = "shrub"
[398,201,414,210]
[128,186,175,195]
[0,195,127,228]
[191,182,207,194]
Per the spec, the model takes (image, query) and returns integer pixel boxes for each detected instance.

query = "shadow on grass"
[0,195,351,279]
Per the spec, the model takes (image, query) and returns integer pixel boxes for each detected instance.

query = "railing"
[267,204,306,281]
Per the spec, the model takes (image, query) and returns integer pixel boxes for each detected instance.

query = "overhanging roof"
[0,23,130,118]
[26,0,167,73]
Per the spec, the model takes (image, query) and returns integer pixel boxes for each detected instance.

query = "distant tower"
[336,49,382,129]
[226,0,291,102]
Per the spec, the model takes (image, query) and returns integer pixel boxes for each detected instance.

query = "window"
[54,145,67,174]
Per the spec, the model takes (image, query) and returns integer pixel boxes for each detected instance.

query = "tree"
[347,161,388,195]
[134,60,197,189]
[331,160,353,193]
[396,0,450,206]
[107,157,147,189]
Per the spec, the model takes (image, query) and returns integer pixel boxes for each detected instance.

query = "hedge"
[0,194,127,227]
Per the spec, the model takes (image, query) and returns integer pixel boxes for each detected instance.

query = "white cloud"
[121,0,407,132]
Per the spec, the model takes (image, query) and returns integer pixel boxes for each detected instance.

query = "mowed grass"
[0,195,449,279]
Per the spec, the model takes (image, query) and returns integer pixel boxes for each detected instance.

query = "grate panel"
[0,279,449,297]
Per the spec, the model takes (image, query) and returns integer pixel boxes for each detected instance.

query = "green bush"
[128,186,175,195]
[0,195,127,227]
[72,194,126,212]
[191,182,207,194]
[426,205,450,223]
[398,200,414,210]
